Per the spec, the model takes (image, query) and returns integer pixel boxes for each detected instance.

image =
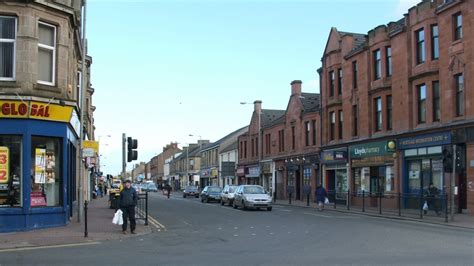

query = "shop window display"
[0,136,22,207]
[31,136,61,207]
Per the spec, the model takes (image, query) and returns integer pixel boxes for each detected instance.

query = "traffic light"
[127,137,138,162]
[455,145,464,171]
[442,146,453,173]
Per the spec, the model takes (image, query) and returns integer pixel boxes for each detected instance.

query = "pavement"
[0,196,155,250]
[273,198,474,230]
[0,191,472,265]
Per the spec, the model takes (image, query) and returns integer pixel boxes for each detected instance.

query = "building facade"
[319,0,473,214]
[0,0,93,232]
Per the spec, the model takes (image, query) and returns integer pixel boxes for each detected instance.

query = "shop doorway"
[295,170,301,200]
[406,158,443,209]
[326,169,348,204]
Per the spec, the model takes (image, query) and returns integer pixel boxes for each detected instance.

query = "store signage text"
[321,150,347,163]
[0,100,73,122]
[350,141,393,159]
[398,131,451,150]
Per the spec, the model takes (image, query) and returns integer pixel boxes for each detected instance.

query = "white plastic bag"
[113,209,123,225]
[422,201,429,211]
[324,197,329,204]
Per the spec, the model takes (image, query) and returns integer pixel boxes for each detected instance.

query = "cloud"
[394,0,420,17]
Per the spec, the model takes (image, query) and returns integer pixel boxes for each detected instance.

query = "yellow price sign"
[0,146,9,184]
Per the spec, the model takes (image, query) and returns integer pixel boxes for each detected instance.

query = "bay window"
[38,22,56,85]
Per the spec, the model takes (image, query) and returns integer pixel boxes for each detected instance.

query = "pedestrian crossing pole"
[122,133,126,180]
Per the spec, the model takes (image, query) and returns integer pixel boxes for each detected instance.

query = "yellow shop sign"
[0,100,73,123]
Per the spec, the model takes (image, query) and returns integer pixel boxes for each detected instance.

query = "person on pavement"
[424,182,440,216]
[165,183,172,199]
[316,183,327,212]
[120,179,138,234]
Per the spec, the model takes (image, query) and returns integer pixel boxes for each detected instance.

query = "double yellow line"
[136,209,167,231]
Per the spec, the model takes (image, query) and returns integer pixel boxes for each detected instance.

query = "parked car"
[233,185,272,211]
[221,185,238,206]
[132,183,142,193]
[183,186,199,198]
[146,183,158,192]
[200,186,222,203]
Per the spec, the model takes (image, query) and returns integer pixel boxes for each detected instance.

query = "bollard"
[379,192,382,215]
[398,192,402,217]
[145,192,149,226]
[334,192,337,209]
[420,193,423,219]
[289,193,292,205]
[362,190,365,212]
[347,190,350,211]
[445,193,448,223]
[84,200,88,238]
[306,193,310,207]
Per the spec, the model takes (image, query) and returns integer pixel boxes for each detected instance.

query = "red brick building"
[238,81,321,201]
[319,0,473,214]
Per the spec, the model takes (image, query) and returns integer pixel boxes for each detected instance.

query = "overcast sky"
[88,0,420,175]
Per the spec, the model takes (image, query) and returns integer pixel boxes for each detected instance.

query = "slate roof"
[200,126,248,152]
[342,31,368,59]
[220,141,238,153]
[261,109,286,128]
[300,93,321,114]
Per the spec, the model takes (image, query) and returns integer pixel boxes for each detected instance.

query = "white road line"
[303,212,332,218]
[0,242,101,253]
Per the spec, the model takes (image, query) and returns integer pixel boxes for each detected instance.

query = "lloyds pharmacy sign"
[349,141,394,159]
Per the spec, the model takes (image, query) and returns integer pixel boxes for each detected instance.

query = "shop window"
[0,136,22,207]
[31,136,61,207]
[385,166,394,192]
[0,16,16,81]
[353,167,370,193]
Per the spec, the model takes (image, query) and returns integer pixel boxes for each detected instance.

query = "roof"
[261,109,285,128]
[220,141,238,153]
[300,93,321,113]
[343,31,369,59]
[200,126,248,153]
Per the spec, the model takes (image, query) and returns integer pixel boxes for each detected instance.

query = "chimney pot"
[254,100,262,113]
[291,80,302,96]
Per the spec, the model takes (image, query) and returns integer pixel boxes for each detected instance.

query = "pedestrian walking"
[424,182,440,216]
[120,179,137,234]
[98,182,104,198]
[165,183,172,199]
[316,184,327,211]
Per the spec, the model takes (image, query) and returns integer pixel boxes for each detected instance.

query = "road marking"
[279,209,292,212]
[0,242,100,253]
[303,212,332,218]
[136,209,167,231]
[182,220,192,226]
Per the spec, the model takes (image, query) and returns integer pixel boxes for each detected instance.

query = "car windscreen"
[147,184,157,188]
[185,186,197,191]
[208,187,222,193]
[243,186,265,194]
[228,186,237,193]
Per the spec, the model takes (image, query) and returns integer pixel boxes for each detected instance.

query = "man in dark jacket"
[424,183,440,216]
[120,179,138,234]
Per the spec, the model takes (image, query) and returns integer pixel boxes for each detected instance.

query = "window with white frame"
[0,16,16,80]
[37,22,56,85]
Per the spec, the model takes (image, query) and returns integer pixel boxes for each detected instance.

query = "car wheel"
[183,194,186,198]
[242,200,247,210]
[205,197,209,203]
[195,195,199,198]
[233,201,238,209]
[267,207,272,211]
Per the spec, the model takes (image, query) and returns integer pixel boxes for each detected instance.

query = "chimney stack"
[291,80,302,96]
[254,100,262,114]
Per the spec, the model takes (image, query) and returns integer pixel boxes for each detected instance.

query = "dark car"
[183,186,199,198]
[146,183,158,192]
[200,186,222,203]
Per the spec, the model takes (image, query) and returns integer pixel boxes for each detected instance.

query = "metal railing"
[135,192,149,226]
[324,190,450,222]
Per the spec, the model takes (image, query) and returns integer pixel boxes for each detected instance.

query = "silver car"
[220,185,238,206]
[233,185,272,211]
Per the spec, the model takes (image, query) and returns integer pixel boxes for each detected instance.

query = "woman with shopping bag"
[316,183,328,212]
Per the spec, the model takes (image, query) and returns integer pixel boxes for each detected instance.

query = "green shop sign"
[350,141,394,159]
